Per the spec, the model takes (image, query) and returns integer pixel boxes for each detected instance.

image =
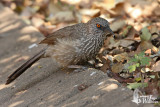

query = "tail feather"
[6,48,46,85]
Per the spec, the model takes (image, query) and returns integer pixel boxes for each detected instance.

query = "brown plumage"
[6,17,115,85]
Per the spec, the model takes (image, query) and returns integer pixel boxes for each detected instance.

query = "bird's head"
[87,17,115,38]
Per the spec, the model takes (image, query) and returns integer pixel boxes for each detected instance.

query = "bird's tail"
[6,48,47,85]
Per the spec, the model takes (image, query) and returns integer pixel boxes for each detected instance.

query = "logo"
[132,89,158,104]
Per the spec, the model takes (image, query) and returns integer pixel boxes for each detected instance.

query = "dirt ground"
[0,4,153,107]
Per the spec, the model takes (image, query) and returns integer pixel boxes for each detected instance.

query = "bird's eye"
[96,24,101,28]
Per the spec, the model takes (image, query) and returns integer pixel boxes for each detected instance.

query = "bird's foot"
[67,65,89,72]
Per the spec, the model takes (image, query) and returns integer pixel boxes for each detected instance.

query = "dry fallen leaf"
[145,49,152,54]
[93,0,124,11]
[110,19,126,32]
[113,52,129,62]
[136,41,153,52]
[79,9,100,17]
[119,39,135,48]
[106,37,120,49]
[124,0,158,19]
[111,62,123,73]
[48,11,78,24]
[119,25,132,37]
[20,6,36,18]
[144,81,159,97]
[152,61,160,72]
[31,17,44,27]
[149,25,159,34]
[154,6,160,16]
[125,27,138,40]
[38,25,55,37]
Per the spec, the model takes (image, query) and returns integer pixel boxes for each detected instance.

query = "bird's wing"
[39,23,86,45]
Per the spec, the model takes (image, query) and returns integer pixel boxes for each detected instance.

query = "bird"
[6,17,115,85]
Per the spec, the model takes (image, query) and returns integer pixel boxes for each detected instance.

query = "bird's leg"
[67,65,89,72]
[67,59,98,72]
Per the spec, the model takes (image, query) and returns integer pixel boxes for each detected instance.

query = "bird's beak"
[108,27,115,38]
[104,27,115,38]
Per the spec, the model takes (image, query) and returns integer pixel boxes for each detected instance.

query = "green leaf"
[140,27,151,41]
[135,77,141,82]
[138,51,145,57]
[128,63,140,73]
[129,58,139,63]
[134,54,139,60]
[149,75,155,79]
[127,51,151,72]
[127,83,148,89]
[140,57,151,66]
[128,65,136,73]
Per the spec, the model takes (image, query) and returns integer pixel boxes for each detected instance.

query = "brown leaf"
[48,11,78,24]
[144,81,159,97]
[110,48,124,55]
[100,58,111,73]
[110,19,126,32]
[149,25,159,34]
[107,71,134,83]
[111,3,125,16]
[79,9,100,17]
[107,37,120,49]
[119,39,135,48]
[93,0,124,11]
[111,62,123,73]
[124,0,158,19]
[136,41,153,52]
[152,61,160,72]
[136,41,159,53]
[125,27,138,40]
[38,25,55,37]
[20,6,36,18]
[113,52,129,62]
[31,17,44,27]
[154,5,160,16]
[145,49,152,54]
